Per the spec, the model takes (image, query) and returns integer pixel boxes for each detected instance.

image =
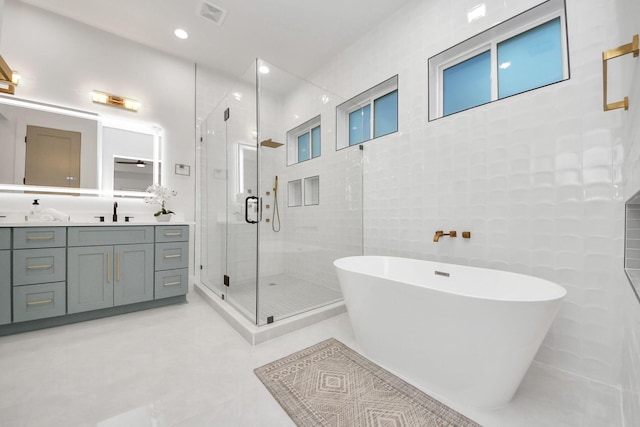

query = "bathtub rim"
[334,255,567,303]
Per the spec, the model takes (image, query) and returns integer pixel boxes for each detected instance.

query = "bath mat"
[254,338,481,427]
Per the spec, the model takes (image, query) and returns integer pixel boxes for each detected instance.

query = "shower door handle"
[245,196,259,224]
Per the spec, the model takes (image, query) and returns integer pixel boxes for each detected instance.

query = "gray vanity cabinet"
[0,228,11,325]
[67,227,155,314]
[154,225,189,299]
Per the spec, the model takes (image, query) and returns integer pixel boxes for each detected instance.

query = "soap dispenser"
[30,199,41,215]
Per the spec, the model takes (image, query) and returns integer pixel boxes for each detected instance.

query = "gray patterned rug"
[254,338,482,427]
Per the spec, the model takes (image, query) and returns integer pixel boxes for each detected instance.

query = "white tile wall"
[618,0,640,422]
[299,0,630,392]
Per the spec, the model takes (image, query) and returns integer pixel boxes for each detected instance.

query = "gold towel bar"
[603,34,639,111]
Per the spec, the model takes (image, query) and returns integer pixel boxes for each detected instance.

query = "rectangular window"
[286,115,321,166]
[428,0,568,120]
[311,126,321,158]
[349,104,371,146]
[374,90,398,138]
[443,51,491,115]
[337,75,398,150]
[497,17,563,98]
[297,133,310,162]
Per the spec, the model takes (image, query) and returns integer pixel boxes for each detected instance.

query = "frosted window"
[311,126,321,158]
[349,105,371,146]
[498,18,563,98]
[443,51,491,116]
[297,133,310,162]
[374,90,398,138]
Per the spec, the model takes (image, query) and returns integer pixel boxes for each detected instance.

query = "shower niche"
[625,191,640,303]
[198,59,362,327]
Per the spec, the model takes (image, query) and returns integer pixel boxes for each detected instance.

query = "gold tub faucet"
[433,230,457,242]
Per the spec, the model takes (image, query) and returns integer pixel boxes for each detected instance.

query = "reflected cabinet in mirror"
[0,96,162,196]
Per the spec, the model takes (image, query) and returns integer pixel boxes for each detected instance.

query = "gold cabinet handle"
[27,299,53,306]
[26,264,54,270]
[107,252,111,283]
[26,235,54,241]
[116,252,121,281]
[164,232,182,236]
[164,254,181,259]
[163,281,181,287]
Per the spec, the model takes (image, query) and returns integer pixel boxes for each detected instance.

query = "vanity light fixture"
[0,54,18,95]
[91,90,140,112]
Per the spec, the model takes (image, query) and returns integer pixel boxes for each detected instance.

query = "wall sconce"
[0,54,18,95]
[91,90,140,112]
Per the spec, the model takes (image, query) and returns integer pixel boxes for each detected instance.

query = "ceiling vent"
[199,1,228,26]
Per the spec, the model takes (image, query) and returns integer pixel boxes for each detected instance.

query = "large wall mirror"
[0,96,162,197]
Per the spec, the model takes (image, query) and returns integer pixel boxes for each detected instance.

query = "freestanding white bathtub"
[334,256,566,408]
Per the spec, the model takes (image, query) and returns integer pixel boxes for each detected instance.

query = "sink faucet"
[113,202,118,222]
[433,230,457,242]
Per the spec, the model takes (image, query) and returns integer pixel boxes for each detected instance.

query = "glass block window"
[428,0,568,120]
[337,75,398,150]
[287,115,321,166]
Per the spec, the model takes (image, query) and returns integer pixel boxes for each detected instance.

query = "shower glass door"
[224,62,259,323]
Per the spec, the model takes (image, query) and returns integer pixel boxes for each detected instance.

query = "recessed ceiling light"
[258,65,270,74]
[174,28,189,40]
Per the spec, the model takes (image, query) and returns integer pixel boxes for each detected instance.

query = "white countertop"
[0,221,192,227]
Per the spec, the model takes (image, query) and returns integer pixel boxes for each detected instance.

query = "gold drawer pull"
[164,232,182,236]
[27,299,53,306]
[163,281,181,287]
[27,264,54,270]
[164,254,181,259]
[26,235,54,241]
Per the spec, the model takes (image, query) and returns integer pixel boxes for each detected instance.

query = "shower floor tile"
[227,273,343,324]
[0,291,622,427]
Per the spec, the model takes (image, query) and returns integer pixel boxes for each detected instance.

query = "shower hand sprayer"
[272,176,281,232]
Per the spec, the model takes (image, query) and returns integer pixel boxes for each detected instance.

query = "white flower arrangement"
[145,184,177,216]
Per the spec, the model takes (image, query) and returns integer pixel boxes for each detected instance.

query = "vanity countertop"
[0,221,193,227]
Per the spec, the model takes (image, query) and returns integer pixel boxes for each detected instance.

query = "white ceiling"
[19,0,416,79]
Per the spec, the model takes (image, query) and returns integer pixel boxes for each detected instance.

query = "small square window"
[337,75,398,150]
[287,115,321,166]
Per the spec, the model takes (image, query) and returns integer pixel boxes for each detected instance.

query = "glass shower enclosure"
[199,59,362,326]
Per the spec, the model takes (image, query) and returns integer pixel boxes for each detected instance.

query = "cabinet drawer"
[155,242,188,271]
[155,225,188,243]
[0,250,10,325]
[155,268,188,299]
[13,281,66,322]
[13,248,66,286]
[13,227,66,249]
[68,226,154,246]
[0,228,10,250]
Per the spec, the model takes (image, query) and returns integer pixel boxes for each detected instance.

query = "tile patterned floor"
[0,291,623,426]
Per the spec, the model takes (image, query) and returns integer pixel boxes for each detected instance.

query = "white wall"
[0,0,195,220]
[616,0,640,423]
[303,0,630,395]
